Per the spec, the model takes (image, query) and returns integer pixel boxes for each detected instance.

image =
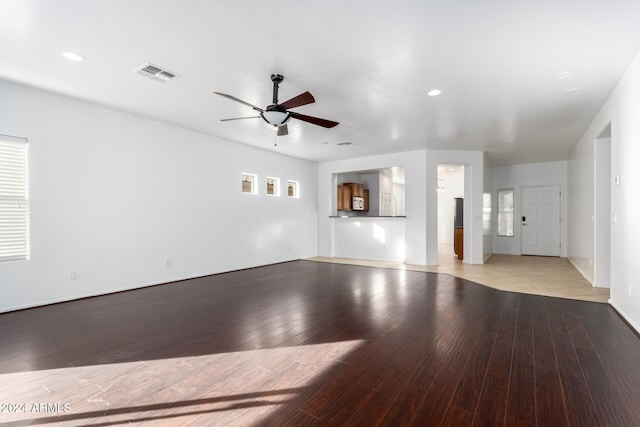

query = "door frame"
[594,125,612,287]
[521,185,562,256]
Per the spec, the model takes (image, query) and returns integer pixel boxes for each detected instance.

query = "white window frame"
[497,188,514,237]
[287,180,299,198]
[266,176,280,197]
[241,173,257,195]
[0,134,29,261]
[483,192,492,236]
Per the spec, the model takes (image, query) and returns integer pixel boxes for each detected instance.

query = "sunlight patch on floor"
[0,340,364,426]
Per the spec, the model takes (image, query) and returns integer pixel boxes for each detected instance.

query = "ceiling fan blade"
[214,92,264,112]
[290,112,339,128]
[277,124,288,136]
[220,116,261,122]
[279,91,315,110]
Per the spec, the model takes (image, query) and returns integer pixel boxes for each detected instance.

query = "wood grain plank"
[506,303,536,424]
[0,260,638,426]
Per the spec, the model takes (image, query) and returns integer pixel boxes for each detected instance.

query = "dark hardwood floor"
[1,260,639,426]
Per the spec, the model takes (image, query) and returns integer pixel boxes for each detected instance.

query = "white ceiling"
[2,1,640,165]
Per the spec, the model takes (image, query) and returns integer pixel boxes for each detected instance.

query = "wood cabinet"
[343,183,353,197]
[343,182,364,198]
[337,185,351,211]
[338,183,369,212]
[454,227,464,260]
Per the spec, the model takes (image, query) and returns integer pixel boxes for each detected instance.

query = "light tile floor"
[308,244,610,303]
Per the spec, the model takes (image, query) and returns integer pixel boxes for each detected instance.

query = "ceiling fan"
[214,74,339,136]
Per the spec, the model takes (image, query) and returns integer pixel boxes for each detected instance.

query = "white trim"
[266,176,280,197]
[287,179,300,198]
[241,172,258,194]
[520,185,562,256]
[0,283,165,314]
[568,257,595,286]
[496,188,515,237]
[483,252,493,263]
[0,261,301,314]
[0,135,29,261]
[609,299,640,335]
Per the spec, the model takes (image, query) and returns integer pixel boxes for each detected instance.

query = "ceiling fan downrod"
[271,74,284,105]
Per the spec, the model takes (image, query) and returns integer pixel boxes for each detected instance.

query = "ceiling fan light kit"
[215,74,339,138]
[261,110,291,126]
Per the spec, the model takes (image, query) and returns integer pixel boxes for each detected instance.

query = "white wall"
[568,138,595,280]
[568,51,640,332]
[333,217,405,261]
[393,182,405,217]
[319,150,427,265]
[483,152,493,261]
[0,79,318,313]
[427,150,484,265]
[594,137,611,287]
[360,172,380,216]
[491,161,568,256]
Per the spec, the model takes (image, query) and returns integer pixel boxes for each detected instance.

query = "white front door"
[521,186,561,256]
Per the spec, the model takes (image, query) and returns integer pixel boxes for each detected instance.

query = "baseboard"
[0,285,159,314]
[484,253,493,263]
[568,257,594,286]
[609,299,640,336]
[0,259,302,314]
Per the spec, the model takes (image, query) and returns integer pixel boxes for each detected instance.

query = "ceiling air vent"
[133,63,178,82]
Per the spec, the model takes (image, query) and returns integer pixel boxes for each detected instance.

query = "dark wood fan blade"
[220,116,261,122]
[290,112,339,128]
[277,124,288,136]
[279,91,315,110]
[214,92,264,112]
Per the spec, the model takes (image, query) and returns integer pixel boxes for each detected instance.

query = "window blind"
[497,188,514,237]
[0,135,28,261]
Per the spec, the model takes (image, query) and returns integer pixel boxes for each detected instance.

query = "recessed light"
[62,51,84,62]
[565,87,579,93]
[427,89,441,97]
[558,72,572,79]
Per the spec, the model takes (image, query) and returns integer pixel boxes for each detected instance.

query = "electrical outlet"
[166,258,172,268]
[589,258,593,267]
[628,285,632,296]
[69,271,76,281]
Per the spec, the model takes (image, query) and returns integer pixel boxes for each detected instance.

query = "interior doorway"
[437,165,465,261]
[594,123,611,287]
